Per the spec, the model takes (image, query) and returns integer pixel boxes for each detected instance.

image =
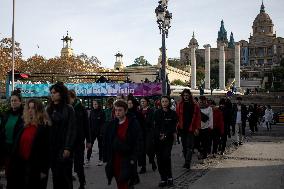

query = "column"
[204,44,211,89]
[219,43,226,90]
[235,42,241,89]
[190,45,197,89]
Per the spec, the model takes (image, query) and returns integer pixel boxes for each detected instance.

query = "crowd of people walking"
[0,82,274,189]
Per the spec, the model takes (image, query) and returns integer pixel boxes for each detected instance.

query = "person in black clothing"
[138,97,157,174]
[154,96,178,187]
[218,98,232,154]
[103,100,142,189]
[88,99,105,166]
[6,99,50,189]
[248,104,258,133]
[0,90,23,178]
[127,97,143,185]
[46,82,77,189]
[69,90,91,189]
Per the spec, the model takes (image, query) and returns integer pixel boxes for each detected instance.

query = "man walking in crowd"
[88,100,105,166]
[232,97,247,145]
[176,89,201,170]
[69,90,91,189]
[103,100,142,189]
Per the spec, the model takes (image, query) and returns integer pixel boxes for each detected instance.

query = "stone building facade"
[179,2,284,74]
[180,21,236,68]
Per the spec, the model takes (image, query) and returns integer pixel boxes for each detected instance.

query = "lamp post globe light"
[155,0,172,95]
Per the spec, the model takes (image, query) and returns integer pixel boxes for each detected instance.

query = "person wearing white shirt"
[232,97,248,145]
[264,105,273,131]
[199,96,213,159]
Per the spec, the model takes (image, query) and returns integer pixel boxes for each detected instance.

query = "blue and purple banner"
[10,83,162,97]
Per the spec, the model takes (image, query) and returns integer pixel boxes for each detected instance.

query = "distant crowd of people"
[0,83,274,189]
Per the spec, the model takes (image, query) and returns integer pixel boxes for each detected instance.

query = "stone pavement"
[188,124,284,189]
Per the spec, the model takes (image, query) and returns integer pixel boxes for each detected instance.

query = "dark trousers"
[212,129,221,154]
[87,134,102,161]
[138,131,155,168]
[249,121,258,132]
[241,120,246,135]
[7,159,47,189]
[51,158,73,189]
[156,139,173,181]
[180,131,194,167]
[74,142,86,185]
[199,128,210,158]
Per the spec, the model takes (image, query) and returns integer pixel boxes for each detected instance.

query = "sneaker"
[167,178,174,186]
[158,180,167,187]
[97,160,103,166]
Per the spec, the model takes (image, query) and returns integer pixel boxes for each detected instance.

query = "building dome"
[253,12,273,26]
[252,2,274,36]
[189,32,198,47]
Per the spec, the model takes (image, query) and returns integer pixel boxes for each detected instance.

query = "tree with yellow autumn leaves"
[0,37,105,93]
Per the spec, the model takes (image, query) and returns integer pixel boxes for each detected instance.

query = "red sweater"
[213,107,224,135]
[176,101,201,133]
[113,118,129,185]
[19,124,38,160]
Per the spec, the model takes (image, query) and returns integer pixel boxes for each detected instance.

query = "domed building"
[178,1,284,89]
[240,1,284,69]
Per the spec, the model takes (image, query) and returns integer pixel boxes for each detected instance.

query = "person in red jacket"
[210,100,224,156]
[176,89,201,169]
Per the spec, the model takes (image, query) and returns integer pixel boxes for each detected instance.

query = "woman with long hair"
[7,99,50,189]
[46,82,77,189]
[0,90,23,178]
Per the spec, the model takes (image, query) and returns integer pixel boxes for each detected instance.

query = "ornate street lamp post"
[155,0,172,95]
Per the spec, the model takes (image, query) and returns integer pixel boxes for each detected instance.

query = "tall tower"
[61,31,74,57]
[189,32,198,89]
[228,32,235,48]
[114,52,124,71]
[217,20,228,48]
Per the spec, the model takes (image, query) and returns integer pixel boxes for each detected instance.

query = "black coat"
[232,104,248,124]
[47,103,77,163]
[7,124,49,189]
[89,108,106,137]
[103,116,142,185]
[154,108,178,141]
[0,108,23,159]
[73,99,91,144]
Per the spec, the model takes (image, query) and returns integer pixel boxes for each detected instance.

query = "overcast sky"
[1,0,283,68]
